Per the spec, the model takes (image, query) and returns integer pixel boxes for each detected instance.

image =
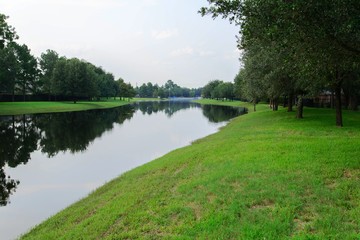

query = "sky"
[0,0,241,88]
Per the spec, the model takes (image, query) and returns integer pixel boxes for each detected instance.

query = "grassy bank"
[21,101,359,239]
[0,100,131,116]
[193,99,253,108]
[193,99,266,112]
[0,98,166,116]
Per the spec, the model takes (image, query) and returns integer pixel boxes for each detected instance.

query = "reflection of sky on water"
[0,104,236,240]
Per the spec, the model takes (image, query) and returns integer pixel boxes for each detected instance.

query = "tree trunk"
[253,98,257,112]
[349,95,358,111]
[343,88,350,110]
[334,82,343,127]
[23,88,26,102]
[296,95,303,119]
[287,93,293,112]
[273,98,279,111]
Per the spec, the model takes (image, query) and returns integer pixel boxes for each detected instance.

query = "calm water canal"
[0,101,246,240]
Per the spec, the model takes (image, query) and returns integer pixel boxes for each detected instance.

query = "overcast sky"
[1,0,240,88]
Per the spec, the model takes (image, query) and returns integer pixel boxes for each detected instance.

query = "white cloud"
[152,29,179,40]
[1,0,240,86]
[170,47,194,57]
[199,50,215,57]
[140,0,160,7]
[3,0,128,8]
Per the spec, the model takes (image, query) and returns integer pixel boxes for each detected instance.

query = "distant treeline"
[0,13,203,102]
[201,80,235,101]
[136,80,202,98]
[0,13,135,103]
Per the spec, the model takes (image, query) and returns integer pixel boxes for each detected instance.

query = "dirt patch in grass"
[207,192,217,203]
[250,199,275,210]
[343,169,360,180]
[230,181,243,192]
[174,163,188,175]
[188,202,202,220]
[325,179,338,189]
[293,205,318,235]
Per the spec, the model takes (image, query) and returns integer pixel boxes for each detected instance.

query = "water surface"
[0,101,246,239]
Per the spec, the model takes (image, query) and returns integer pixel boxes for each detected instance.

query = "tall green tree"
[201,0,360,126]
[0,14,18,101]
[0,46,18,100]
[39,49,59,100]
[12,43,39,101]
[52,58,97,103]
[0,14,18,49]
[202,80,222,99]
[123,82,136,100]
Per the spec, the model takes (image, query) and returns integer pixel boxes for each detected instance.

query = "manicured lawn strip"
[193,98,250,107]
[21,104,360,239]
[0,100,131,116]
[0,98,166,116]
[133,97,166,101]
[193,99,268,112]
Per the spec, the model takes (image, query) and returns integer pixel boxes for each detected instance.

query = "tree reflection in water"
[0,105,135,206]
[0,102,246,206]
[134,101,247,121]
[201,104,247,123]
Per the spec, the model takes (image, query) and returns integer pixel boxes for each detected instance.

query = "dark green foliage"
[136,79,201,98]
[201,0,360,126]
[0,13,135,102]
[202,80,222,99]
[0,13,18,49]
[117,78,136,99]
[39,49,59,99]
[0,46,17,97]
[12,43,39,99]
[202,80,235,101]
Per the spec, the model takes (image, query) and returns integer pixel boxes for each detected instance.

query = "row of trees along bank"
[0,13,136,103]
[201,0,360,127]
[136,80,202,98]
[202,80,235,100]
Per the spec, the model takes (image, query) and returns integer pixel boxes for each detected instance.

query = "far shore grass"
[0,98,164,116]
[20,99,360,239]
[193,98,262,112]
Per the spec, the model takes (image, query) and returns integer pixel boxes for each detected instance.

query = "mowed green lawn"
[21,101,360,239]
[0,100,130,115]
[0,98,165,116]
[194,99,255,108]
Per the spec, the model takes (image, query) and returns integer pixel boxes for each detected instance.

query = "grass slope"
[193,99,253,108]
[21,101,360,239]
[0,100,130,116]
[0,98,164,116]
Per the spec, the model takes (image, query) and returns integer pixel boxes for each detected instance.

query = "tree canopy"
[136,80,201,99]
[0,13,136,102]
[201,0,360,126]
